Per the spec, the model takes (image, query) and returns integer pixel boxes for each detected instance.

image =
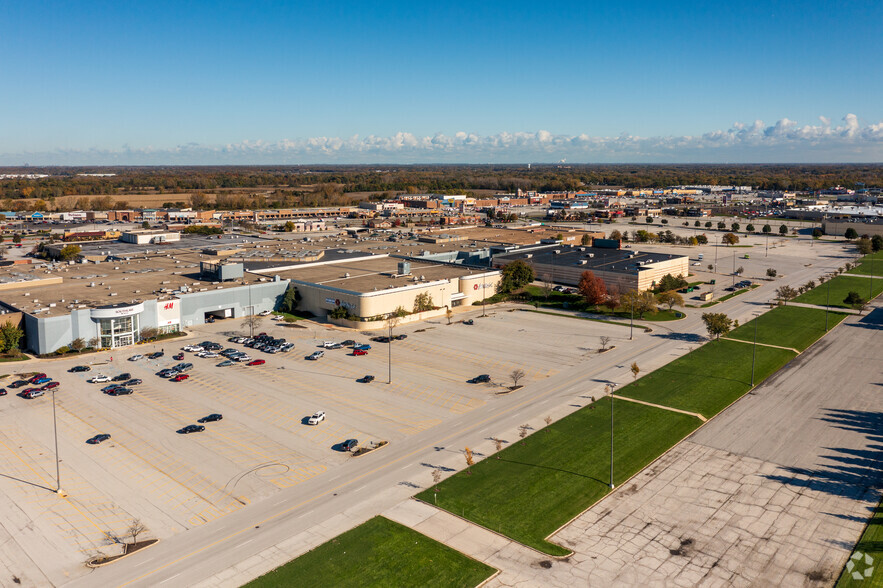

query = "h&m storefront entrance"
[91,303,144,349]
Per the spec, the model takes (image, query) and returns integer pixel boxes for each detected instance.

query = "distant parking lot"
[0,307,623,584]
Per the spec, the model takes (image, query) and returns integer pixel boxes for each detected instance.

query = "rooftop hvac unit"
[397,261,411,275]
[524,253,533,258]
[344,272,350,278]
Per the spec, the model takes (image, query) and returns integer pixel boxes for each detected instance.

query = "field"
[618,340,796,417]
[793,275,883,308]
[837,502,883,587]
[244,516,496,588]
[416,398,700,555]
[850,251,883,277]
[726,305,848,351]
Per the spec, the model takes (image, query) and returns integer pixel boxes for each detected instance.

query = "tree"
[413,292,434,313]
[580,233,591,246]
[705,221,712,229]
[0,323,23,354]
[766,268,777,278]
[694,220,701,227]
[464,447,475,473]
[872,235,883,252]
[139,327,158,341]
[776,285,798,305]
[844,227,859,240]
[844,291,865,308]
[241,314,264,334]
[283,220,296,232]
[762,224,772,234]
[88,336,99,349]
[599,335,611,351]
[778,224,788,235]
[70,337,85,353]
[499,259,534,293]
[731,222,740,232]
[657,290,684,311]
[280,286,299,314]
[510,368,525,388]
[445,306,453,325]
[856,237,873,255]
[736,266,744,275]
[609,229,623,241]
[812,228,823,238]
[717,221,726,230]
[803,280,816,291]
[518,424,529,444]
[56,244,81,261]
[630,362,640,381]
[658,273,687,292]
[646,216,654,224]
[539,273,554,300]
[722,233,740,246]
[746,224,755,233]
[141,221,150,229]
[701,312,733,340]
[127,519,147,544]
[620,289,657,318]
[577,270,607,306]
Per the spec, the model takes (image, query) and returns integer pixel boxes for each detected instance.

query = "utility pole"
[388,321,392,384]
[52,389,64,496]
[609,383,617,490]
[751,313,759,387]
[481,272,487,317]
[825,275,831,331]
[629,300,634,340]
[732,248,736,287]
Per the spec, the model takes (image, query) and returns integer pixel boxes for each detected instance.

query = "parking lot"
[0,307,619,584]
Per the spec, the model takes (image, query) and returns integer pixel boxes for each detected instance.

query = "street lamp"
[51,388,64,496]
[750,312,760,387]
[629,299,634,341]
[825,275,831,331]
[608,383,617,490]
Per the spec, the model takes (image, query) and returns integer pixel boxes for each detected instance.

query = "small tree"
[736,266,744,275]
[630,362,640,382]
[432,468,442,493]
[708,264,714,271]
[766,268,777,278]
[127,519,146,544]
[518,424,530,444]
[856,237,873,255]
[445,306,453,325]
[578,270,607,307]
[141,221,150,229]
[12,233,21,244]
[88,336,99,349]
[746,224,755,232]
[701,312,733,340]
[731,222,740,232]
[844,227,859,240]
[657,290,684,311]
[493,438,503,453]
[762,224,772,234]
[599,335,611,351]
[658,273,687,292]
[722,233,740,246]
[0,323,23,354]
[778,224,788,235]
[413,292,434,313]
[812,228,823,238]
[872,235,883,252]
[776,285,798,305]
[705,221,712,229]
[620,289,657,318]
[283,220,296,232]
[544,416,552,426]
[241,314,264,334]
[539,273,554,300]
[717,221,726,230]
[580,233,591,246]
[803,280,816,291]
[510,368,525,388]
[499,259,534,293]
[57,244,81,261]
[464,447,475,473]
[844,291,865,309]
[70,337,86,353]
[646,216,654,224]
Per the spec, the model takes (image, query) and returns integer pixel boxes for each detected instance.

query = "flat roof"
[276,257,486,294]
[494,244,686,275]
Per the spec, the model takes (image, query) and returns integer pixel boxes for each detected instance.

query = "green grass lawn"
[726,305,848,351]
[244,516,496,588]
[718,288,748,302]
[793,275,883,308]
[416,399,700,555]
[618,340,796,417]
[850,251,883,277]
[836,502,883,587]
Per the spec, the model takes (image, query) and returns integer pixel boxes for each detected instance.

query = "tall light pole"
[52,389,64,496]
[608,383,617,490]
[750,312,759,387]
[481,272,487,317]
[732,248,736,288]
[629,299,634,341]
[825,275,831,331]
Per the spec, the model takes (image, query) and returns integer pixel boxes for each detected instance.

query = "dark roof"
[494,244,685,275]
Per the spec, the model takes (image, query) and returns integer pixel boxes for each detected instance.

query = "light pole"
[825,275,831,331]
[481,272,487,318]
[750,312,759,387]
[609,383,617,490]
[629,300,634,341]
[388,321,392,384]
[732,248,736,288]
[52,389,64,496]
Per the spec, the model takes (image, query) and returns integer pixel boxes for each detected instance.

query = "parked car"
[469,374,491,384]
[198,352,219,359]
[233,355,252,362]
[371,336,389,343]
[128,354,144,362]
[107,387,133,396]
[341,439,358,452]
[359,375,375,383]
[259,310,272,316]
[111,373,130,382]
[322,341,338,349]
[307,411,326,425]
[463,319,474,325]
[197,413,223,423]
[173,353,185,360]
[124,378,142,386]
[28,373,48,384]
[0,389,6,396]
[86,434,111,444]
[306,351,324,360]
[393,334,407,340]
[171,374,190,382]
[148,351,164,359]
[41,381,60,390]
[177,424,205,434]
[89,375,111,383]
[353,349,368,356]
[246,359,266,366]
[183,345,204,353]
[69,365,91,372]
[158,368,177,378]
[22,388,45,399]
[341,340,355,347]
[217,360,235,367]
[9,380,29,388]
[354,344,371,351]
[31,377,52,385]
[102,384,122,393]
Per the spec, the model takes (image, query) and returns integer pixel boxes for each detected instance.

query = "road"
[64,240,854,587]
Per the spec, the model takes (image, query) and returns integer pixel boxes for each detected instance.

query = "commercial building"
[492,242,689,292]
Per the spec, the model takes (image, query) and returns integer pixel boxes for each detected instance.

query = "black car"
[469,374,491,384]
[173,353,185,360]
[148,351,164,359]
[371,336,390,343]
[393,334,407,340]
[341,439,358,452]
[342,340,355,346]
[359,375,375,383]
[69,365,91,372]
[9,380,29,388]
[197,413,223,423]
[0,388,6,396]
[86,434,111,444]
[112,373,132,382]
[108,387,133,396]
[463,319,474,325]
[101,384,122,393]
[177,424,206,434]
[125,378,142,386]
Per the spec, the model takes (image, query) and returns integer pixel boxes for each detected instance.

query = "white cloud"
[3,114,883,165]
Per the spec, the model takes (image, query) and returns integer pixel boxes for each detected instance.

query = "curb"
[351,440,389,459]
[86,539,159,568]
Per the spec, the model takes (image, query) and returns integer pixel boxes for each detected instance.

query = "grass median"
[726,305,848,351]
[244,516,496,588]
[850,251,883,277]
[416,398,700,555]
[836,501,883,587]
[794,275,883,308]
[618,339,796,417]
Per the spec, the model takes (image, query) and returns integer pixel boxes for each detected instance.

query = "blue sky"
[2,1,882,163]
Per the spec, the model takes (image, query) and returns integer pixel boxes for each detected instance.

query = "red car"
[246,359,265,366]
[171,374,190,382]
[28,373,47,384]
[173,353,185,360]
[0,388,6,396]
[41,381,60,390]
[353,349,368,356]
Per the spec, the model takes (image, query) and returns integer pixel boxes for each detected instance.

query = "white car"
[322,341,338,349]
[198,352,219,359]
[233,354,252,362]
[128,354,144,362]
[89,374,111,383]
[183,345,204,353]
[692,262,702,266]
[259,310,272,316]
[308,411,326,425]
